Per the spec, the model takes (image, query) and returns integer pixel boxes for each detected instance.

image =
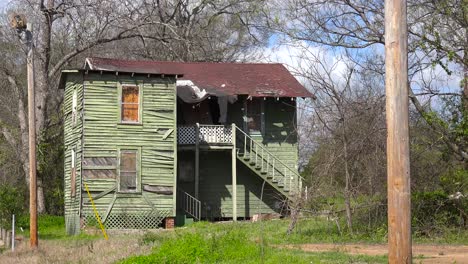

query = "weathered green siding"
[63,72,83,235]
[227,98,298,170]
[226,97,300,188]
[80,73,177,228]
[263,98,298,171]
[193,151,282,218]
[177,98,299,219]
[64,70,299,227]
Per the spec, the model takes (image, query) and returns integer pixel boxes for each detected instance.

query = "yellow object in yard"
[84,182,109,240]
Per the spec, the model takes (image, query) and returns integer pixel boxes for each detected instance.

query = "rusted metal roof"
[85,57,314,98]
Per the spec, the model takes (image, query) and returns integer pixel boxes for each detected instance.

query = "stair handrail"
[233,125,305,193]
[178,188,201,221]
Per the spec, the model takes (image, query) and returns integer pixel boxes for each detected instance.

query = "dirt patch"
[282,243,468,264]
[0,235,151,264]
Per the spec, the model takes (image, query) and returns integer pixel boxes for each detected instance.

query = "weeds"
[122,227,387,264]
[15,215,99,241]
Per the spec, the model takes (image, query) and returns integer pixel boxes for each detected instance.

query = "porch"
[176,123,303,222]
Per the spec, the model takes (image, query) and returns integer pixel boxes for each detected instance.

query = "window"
[119,150,139,192]
[121,85,140,123]
[244,98,264,134]
[71,148,76,198]
[72,89,77,125]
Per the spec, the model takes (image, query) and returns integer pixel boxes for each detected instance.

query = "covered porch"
[175,123,298,223]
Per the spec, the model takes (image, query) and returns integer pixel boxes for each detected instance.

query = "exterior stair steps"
[177,189,201,221]
[233,125,303,199]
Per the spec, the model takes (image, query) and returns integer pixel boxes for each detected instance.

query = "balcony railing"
[178,124,232,145]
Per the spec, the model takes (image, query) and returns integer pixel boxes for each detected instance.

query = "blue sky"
[0,0,11,9]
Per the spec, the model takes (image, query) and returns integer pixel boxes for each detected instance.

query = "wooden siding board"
[81,73,177,223]
[226,98,298,170]
[63,73,84,235]
[195,152,283,218]
[176,98,299,219]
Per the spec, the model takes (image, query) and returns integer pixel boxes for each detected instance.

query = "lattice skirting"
[82,210,172,229]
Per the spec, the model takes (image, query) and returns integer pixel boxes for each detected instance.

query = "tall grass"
[121,224,387,264]
[15,214,99,240]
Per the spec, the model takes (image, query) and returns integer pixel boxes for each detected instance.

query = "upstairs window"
[121,85,140,123]
[72,89,77,125]
[71,148,76,198]
[119,149,139,192]
[245,98,264,134]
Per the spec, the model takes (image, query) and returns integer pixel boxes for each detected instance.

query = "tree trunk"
[37,179,46,213]
[463,43,468,112]
[342,124,353,234]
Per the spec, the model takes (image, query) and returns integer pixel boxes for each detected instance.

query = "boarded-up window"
[119,150,138,192]
[71,149,76,198]
[121,86,139,122]
[245,98,263,133]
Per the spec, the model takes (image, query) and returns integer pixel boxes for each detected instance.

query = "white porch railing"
[178,124,232,145]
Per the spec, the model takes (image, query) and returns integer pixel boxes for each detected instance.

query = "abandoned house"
[60,57,313,234]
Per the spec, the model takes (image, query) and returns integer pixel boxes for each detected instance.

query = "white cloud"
[261,39,344,90]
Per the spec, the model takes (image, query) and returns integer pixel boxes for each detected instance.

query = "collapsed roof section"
[84,57,315,99]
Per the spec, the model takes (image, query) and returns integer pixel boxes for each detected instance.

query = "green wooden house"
[61,58,313,234]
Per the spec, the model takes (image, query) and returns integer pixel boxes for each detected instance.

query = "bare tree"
[292,48,387,232]
[0,0,268,213]
[268,0,467,161]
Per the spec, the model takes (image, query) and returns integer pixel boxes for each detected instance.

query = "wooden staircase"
[233,125,303,199]
[177,189,201,221]
[177,123,304,203]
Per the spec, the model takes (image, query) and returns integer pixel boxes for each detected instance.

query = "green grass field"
[9,215,467,263]
[121,225,387,264]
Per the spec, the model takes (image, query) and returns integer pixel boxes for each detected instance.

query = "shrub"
[412,190,467,236]
[0,184,24,228]
[124,229,307,264]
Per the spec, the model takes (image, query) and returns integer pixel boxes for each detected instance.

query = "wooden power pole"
[9,13,38,249]
[385,0,411,263]
[26,22,38,249]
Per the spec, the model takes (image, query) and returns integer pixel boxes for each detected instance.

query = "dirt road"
[283,243,468,263]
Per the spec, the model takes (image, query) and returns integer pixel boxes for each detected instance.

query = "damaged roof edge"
[57,68,182,90]
[85,57,184,76]
[60,58,315,99]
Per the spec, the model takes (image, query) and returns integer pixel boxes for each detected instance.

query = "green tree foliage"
[0,184,24,228]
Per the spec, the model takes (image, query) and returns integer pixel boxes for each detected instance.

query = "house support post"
[231,123,237,221]
[195,123,200,199]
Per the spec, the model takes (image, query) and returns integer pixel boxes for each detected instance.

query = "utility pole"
[26,22,38,249]
[385,0,411,263]
[9,14,38,249]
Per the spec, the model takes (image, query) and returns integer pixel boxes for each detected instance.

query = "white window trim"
[119,84,143,125]
[71,149,76,169]
[117,147,142,193]
[72,89,77,126]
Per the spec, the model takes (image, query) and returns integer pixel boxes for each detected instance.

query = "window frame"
[118,83,143,125]
[71,88,78,126]
[243,98,265,135]
[70,148,76,198]
[117,147,142,193]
